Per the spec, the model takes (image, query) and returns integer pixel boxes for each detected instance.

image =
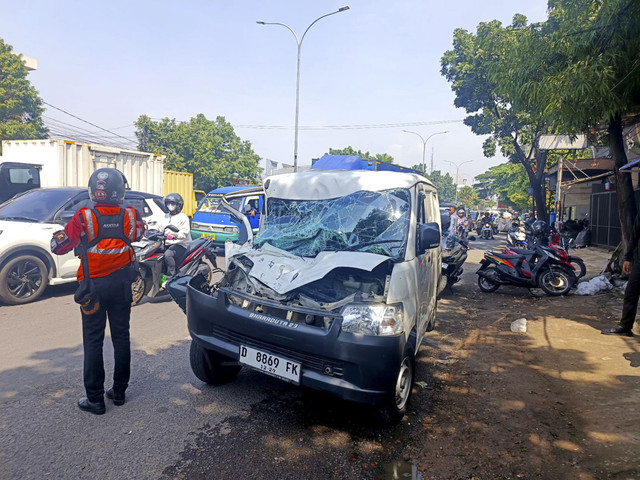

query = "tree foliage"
[441,17,552,222]
[0,38,48,147]
[457,185,480,209]
[135,114,261,191]
[474,162,532,211]
[499,0,640,248]
[327,146,394,164]
[424,170,456,203]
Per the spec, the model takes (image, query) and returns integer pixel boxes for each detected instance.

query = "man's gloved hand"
[167,234,175,241]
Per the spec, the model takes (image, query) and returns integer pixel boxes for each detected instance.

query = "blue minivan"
[190,185,264,248]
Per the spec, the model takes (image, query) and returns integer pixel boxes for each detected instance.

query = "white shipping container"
[1,139,164,195]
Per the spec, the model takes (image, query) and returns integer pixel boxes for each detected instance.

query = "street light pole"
[402,130,449,175]
[445,159,473,202]
[257,6,350,172]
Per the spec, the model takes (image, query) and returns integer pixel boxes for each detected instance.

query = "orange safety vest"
[76,206,138,280]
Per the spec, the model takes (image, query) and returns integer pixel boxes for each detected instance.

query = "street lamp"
[257,6,350,172]
[402,130,448,175]
[445,159,473,202]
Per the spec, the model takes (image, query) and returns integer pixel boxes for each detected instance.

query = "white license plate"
[239,345,301,384]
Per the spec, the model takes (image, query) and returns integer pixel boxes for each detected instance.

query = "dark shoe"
[78,397,106,415]
[601,325,633,337]
[106,388,125,406]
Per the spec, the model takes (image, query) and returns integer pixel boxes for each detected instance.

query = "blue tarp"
[311,154,364,170]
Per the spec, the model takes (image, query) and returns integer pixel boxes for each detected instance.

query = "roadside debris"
[575,275,614,295]
[510,318,527,333]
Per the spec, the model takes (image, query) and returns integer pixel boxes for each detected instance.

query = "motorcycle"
[441,232,469,287]
[476,243,576,296]
[131,225,218,305]
[480,220,494,240]
[506,220,528,248]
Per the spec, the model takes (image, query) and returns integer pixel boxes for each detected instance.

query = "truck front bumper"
[186,283,406,406]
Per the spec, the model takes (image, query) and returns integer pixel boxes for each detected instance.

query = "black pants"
[165,244,186,277]
[81,268,133,402]
[620,261,640,331]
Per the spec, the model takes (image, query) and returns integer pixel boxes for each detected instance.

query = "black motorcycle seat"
[508,248,534,256]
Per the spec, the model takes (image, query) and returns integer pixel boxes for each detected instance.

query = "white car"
[0,187,166,305]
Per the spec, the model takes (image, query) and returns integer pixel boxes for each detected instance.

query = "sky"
[0,0,550,185]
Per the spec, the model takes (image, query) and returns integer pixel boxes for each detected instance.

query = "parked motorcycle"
[131,225,218,305]
[441,233,469,287]
[476,243,576,296]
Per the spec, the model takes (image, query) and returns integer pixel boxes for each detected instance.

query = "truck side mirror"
[418,222,441,253]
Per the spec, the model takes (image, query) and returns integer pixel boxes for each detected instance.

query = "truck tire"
[190,340,242,385]
[380,352,415,424]
[0,255,48,305]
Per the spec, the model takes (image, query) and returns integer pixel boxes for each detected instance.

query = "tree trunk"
[609,114,636,255]
[513,141,549,223]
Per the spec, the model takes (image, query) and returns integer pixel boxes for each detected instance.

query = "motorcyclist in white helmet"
[159,193,191,278]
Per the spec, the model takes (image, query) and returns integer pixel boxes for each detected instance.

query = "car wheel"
[538,266,575,296]
[380,352,415,424]
[189,340,242,385]
[0,255,48,305]
[131,275,146,306]
[477,269,500,293]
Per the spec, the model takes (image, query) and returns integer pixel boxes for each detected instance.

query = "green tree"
[0,38,48,149]
[327,146,395,164]
[474,162,531,211]
[425,170,456,203]
[135,114,261,191]
[457,185,480,209]
[441,16,553,223]
[501,0,640,249]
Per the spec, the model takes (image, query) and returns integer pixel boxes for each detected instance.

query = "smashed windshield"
[255,188,411,258]
[197,194,243,215]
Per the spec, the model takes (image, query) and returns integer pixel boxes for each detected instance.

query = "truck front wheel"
[189,340,242,385]
[0,255,48,305]
[380,352,415,424]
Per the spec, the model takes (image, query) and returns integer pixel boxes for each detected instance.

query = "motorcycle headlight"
[341,304,404,336]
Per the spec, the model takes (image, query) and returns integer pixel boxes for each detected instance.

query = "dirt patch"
[403,245,640,480]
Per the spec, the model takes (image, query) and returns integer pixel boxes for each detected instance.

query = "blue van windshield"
[197,194,243,214]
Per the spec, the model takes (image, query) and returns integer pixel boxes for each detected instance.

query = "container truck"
[0,139,164,203]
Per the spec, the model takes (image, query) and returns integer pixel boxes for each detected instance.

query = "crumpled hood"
[226,242,389,295]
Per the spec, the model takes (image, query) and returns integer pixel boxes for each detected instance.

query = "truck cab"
[173,170,441,422]
[0,162,41,204]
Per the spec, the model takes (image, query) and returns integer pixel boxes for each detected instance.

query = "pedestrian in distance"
[50,168,145,414]
[602,212,640,337]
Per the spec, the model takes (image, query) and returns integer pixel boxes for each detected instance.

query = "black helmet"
[88,168,125,205]
[163,193,184,215]
[531,220,549,237]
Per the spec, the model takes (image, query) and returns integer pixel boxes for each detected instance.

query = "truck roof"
[264,169,434,201]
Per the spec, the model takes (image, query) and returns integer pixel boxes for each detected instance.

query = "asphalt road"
[0,266,433,480]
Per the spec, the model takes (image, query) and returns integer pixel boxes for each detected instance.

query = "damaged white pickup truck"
[167,169,442,421]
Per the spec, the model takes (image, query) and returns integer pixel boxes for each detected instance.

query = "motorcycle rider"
[456,209,468,237]
[158,193,191,282]
[50,168,145,414]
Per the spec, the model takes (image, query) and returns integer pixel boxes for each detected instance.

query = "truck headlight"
[341,304,404,336]
[223,226,239,234]
[191,222,204,230]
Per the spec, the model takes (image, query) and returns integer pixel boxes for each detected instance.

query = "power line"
[42,102,138,147]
